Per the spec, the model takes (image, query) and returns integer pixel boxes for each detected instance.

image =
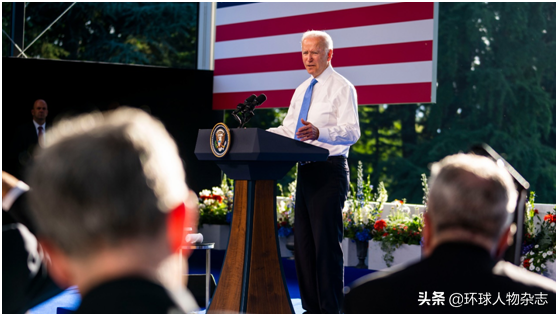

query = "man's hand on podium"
[296,118,320,141]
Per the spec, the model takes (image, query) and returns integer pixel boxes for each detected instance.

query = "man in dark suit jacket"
[10,99,49,180]
[26,107,198,313]
[343,154,556,313]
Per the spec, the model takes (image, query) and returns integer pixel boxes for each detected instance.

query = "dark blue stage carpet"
[29,249,376,313]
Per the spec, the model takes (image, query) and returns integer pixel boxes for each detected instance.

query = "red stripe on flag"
[356,83,432,105]
[214,41,433,76]
[216,2,434,42]
[213,90,295,110]
[212,82,433,110]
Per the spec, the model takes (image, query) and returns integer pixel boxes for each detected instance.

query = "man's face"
[302,37,332,78]
[32,100,48,122]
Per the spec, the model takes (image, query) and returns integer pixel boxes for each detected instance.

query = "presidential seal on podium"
[210,123,231,158]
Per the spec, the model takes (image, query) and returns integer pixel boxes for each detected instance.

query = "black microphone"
[244,94,267,113]
[233,94,256,115]
[240,94,267,127]
[254,94,267,107]
[232,94,257,126]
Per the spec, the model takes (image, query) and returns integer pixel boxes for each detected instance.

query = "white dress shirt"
[268,65,360,157]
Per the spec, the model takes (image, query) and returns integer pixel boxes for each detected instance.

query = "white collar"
[311,64,334,84]
[33,120,45,129]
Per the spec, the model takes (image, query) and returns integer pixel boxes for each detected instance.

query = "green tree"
[14,2,198,68]
[377,2,556,203]
[2,3,12,56]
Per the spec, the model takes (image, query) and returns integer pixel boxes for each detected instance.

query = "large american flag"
[212,2,438,110]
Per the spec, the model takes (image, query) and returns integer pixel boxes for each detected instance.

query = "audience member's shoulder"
[347,259,425,298]
[492,260,556,293]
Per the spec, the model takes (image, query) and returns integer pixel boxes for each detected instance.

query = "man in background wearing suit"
[9,99,49,179]
[344,154,555,313]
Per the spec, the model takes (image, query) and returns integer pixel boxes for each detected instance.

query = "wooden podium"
[195,128,328,314]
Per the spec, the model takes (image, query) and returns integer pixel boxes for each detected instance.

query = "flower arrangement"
[276,174,297,238]
[342,161,386,242]
[370,200,424,267]
[366,173,428,267]
[520,192,556,275]
[198,175,234,227]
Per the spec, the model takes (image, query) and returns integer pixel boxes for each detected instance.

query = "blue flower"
[278,226,293,237]
[522,243,534,255]
[355,229,371,241]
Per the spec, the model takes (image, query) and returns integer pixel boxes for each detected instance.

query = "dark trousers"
[294,156,349,314]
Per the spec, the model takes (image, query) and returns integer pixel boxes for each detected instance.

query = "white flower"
[401,206,411,213]
[541,263,546,268]
[212,187,224,196]
[362,205,373,224]
[551,222,555,227]
[530,251,535,255]
[535,244,539,249]
[529,258,534,263]
[529,264,535,271]
[537,259,540,263]
[548,251,553,256]
[536,267,540,272]
[543,253,547,258]
[343,201,352,213]
[200,189,211,196]
[203,199,215,205]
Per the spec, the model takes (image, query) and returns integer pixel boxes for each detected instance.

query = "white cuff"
[2,181,30,211]
[317,127,330,143]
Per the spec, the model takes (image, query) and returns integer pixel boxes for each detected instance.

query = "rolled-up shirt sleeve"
[318,84,360,145]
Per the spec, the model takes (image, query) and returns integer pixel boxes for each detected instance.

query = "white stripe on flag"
[216,2,394,26]
[214,20,434,60]
[213,61,433,93]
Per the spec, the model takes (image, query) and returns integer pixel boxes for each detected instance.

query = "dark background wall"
[2,57,222,194]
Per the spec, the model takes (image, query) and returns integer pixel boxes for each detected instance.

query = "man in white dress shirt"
[268,30,360,314]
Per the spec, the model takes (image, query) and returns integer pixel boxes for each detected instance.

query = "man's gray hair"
[301,30,333,52]
[28,107,188,257]
[427,154,518,241]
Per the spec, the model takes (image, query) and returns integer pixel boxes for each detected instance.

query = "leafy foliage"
[198,176,234,227]
[5,2,198,68]
[276,167,297,237]
[520,192,556,275]
[371,202,425,267]
[376,2,556,203]
[343,162,387,241]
